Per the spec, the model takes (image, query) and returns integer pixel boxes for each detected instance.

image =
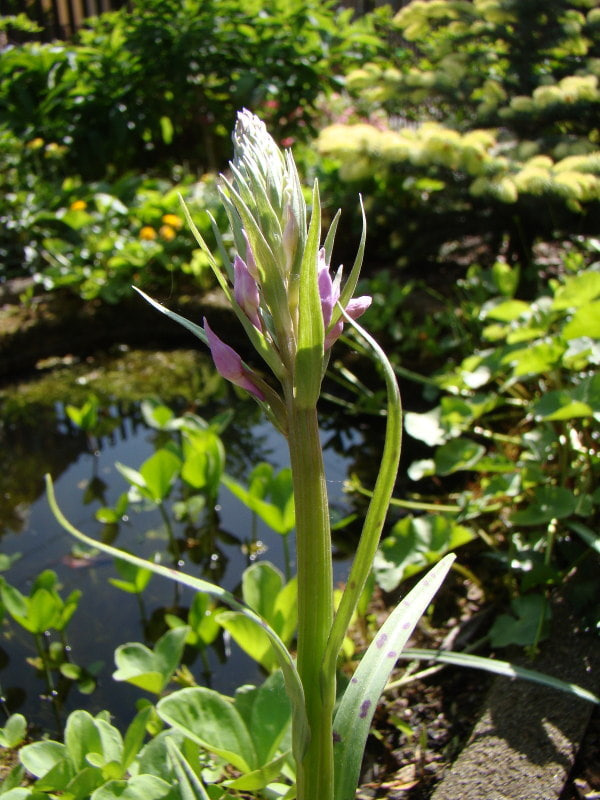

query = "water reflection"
[0,347,375,734]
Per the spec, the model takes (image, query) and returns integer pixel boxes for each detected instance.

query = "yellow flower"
[70,200,87,212]
[159,224,176,241]
[139,226,157,240]
[161,213,183,229]
[27,137,45,150]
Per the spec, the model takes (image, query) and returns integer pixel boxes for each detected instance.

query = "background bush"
[0,0,384,180]
[316,0,600,290]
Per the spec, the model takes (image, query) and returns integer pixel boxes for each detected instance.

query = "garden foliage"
[0,0,382,178]
[317,0,600,276]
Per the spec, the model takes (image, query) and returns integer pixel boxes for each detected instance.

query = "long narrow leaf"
[45,475,309,764]
[134,288,208,345]
[398,648,600,704]
[333,555,455,800]
[165,738,211,800]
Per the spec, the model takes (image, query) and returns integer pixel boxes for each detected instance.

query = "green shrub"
[0,0,383,179]
[316,0,600,287]
[0,128,224,298]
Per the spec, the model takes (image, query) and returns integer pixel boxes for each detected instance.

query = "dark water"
[0,348,374,735]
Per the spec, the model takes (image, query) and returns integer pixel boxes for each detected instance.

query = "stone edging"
[431,597,600,800]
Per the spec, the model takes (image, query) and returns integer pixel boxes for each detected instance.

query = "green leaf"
[434,438,486,475]
[242,561,283,620]
[552,270,600,310]
[562,301,600,340]
[140,400,176,430]
[502,340,565,377]
[0,714,27,748]
[157,687,257,773]
[91,775,172,800]
[531,376,600,420]
[121,707,154,772]
[511,486,577,525]
[139,448,182,503]
[333,555,455,800]
[218,612,278,672]
[233,671,291,766]
[46,474,309,767]
[225,753,289,791]
[218,563,297,670]
[181,429,224,496]
[374,514,473,592]
[165,738,211,800]
[109,558,153,595]
[19,740,68,780]
[222,465,295,535]
[484,299,530,321]
[64,710,123,772]
[489,595,550,647]
[113,627,189,695]
[28,589,61,634]
[397,649,599,704]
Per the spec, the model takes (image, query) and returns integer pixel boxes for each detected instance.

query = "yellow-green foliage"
[318,122,600,209]
[505,74,600,116]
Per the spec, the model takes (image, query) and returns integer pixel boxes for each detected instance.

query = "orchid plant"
[47,110,456,800]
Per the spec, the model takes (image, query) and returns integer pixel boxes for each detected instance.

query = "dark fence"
[2,0,404,42]
[1,0,129,41]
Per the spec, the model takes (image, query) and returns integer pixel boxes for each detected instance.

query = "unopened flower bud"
[234,255,262,331]
[204,319,265,400]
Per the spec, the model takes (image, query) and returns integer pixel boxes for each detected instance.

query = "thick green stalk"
[287,402,335,800]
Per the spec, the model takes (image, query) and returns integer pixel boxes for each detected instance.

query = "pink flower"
[317,248,371,349]
[204,319,265,400]
[318,248,339,328]
[243,231,258,280]
[234,254,262,330]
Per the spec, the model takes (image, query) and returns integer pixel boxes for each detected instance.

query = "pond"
[0,346,382,736]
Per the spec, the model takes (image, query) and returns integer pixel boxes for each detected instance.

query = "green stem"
[287,403,334,800]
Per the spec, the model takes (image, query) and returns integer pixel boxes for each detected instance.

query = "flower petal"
[234,254,262,330]
[204,319,265,400]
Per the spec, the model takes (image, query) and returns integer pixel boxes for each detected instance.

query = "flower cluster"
[200,110,371,413]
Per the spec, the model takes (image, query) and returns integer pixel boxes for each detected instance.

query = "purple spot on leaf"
[387,650,397,658]
[376,633,388,649]
[333,731,342,743]
[359,699,371,719]
[402,621,412,630]
[351,677,358,684]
